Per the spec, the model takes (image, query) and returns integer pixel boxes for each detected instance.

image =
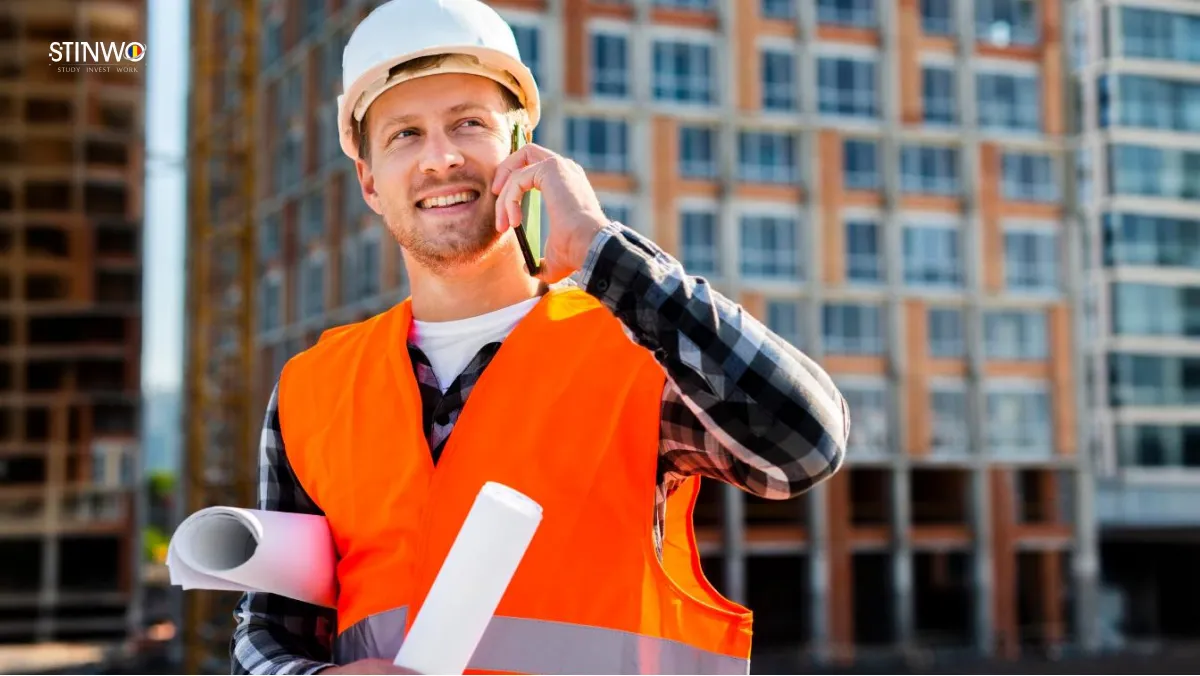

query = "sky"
[141,4,189,393]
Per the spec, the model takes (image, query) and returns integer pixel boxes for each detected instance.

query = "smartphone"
[510,123,542,276]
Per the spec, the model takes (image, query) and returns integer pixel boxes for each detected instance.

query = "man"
[231,0,850,673]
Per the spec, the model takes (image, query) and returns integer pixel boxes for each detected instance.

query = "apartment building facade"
[0,0,145,646]
[1071,0,1200,645]
[245,0,1093,668]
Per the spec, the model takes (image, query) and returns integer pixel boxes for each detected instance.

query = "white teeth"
[420,191,475,209]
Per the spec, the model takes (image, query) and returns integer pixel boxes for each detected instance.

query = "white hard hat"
[337,0,541,160]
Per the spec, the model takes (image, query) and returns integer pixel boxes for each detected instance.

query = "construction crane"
[181,0,259,672]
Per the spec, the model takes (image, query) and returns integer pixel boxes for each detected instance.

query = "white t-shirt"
[408,296,541,392]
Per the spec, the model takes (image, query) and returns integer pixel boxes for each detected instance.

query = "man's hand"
[319,658,420,674]
[491,143,609,284]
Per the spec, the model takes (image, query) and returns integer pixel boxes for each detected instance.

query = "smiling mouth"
[417,191,480,210]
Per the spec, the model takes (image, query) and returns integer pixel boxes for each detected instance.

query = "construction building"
[183,0,1102,672]
[1071,0,1200,647]
[0,0,145,651]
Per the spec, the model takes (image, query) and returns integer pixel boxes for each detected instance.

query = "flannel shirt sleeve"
[577,221,850,500]
[230,383,338,675]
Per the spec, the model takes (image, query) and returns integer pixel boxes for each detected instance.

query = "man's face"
[356,73,513,272]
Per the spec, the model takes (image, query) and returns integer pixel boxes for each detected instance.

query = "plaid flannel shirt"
[230,221,850,674]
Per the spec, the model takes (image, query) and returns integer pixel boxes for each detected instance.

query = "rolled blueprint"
[166,507,337,608]
[393,482,544,675]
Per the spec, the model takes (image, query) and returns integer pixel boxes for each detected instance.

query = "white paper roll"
[166,507,337,608]
[393,482,544,675]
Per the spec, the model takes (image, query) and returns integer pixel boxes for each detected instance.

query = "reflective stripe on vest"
[334,606,750,675]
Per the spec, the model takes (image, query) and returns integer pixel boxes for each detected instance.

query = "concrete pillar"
[1074,460,1101,651]
[722,485,747,605]
[795,0,829,663]
[972,466,995,656]
[892,466,914,646]
[542,0,566,153]
[807,482,831,663]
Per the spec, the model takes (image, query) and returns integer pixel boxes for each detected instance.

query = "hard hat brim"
[337,46,541,160]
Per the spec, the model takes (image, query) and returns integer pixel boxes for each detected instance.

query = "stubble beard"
[382,193,502,274]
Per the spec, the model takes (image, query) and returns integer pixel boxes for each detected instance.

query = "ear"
[354,157,384,216]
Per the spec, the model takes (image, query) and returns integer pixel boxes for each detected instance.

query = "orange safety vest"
[278,286,753,674]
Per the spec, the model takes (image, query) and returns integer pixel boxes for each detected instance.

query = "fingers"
[491,143,557,195]
[495,160,548,233]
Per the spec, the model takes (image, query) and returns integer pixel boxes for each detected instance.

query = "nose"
[417,127,465,175]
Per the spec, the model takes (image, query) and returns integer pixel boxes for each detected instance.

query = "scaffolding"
[181,0,259,672]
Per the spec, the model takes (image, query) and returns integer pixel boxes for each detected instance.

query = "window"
[928,308,964,357]
[1002,152,1058,202]
[840,382,890,455]
[277,128,303,194]
[767,300,801,347]
[1103,213,1200,269]
[1108,355,1166,408]
[977,72,1041,132]
[1117,425,1200,469]
[921,0,953,35]
[903,224,962,288]
[591,32,628,98]
[359,229,381,300]
[762,50,796,111]
[301,190,325,244]
[738,132,799,184]
[299,253,326,320]
[601,203,632,228]
[681,210,719,276]
[817,0,877,27]
[680,127,717,179]
[653,40,715,104]
[340,235,357,305]
[930,386,968,455]
[976,0,1038,47]
[1004,230,1058,292]
[654,0,713,8]
[304,0,323,37]
[262,16,282,67]
[846,220,881,284]
[818,57,879,119]
[900,145,959,195]
[762,0,794,19]
[922,67,956,125]
[1121,7,1200,64]
[984,309,1047,359]
[1117,75,1200,134]
[281,67,304,123]
[342,227,382,304]
[823,303,884,354]
[843,139,879,190]
[319,103,339,167]
[258,212,281,263]
[341,171,370,227]
[740,215,799,280]
[986,386,1052,458]
[566,117,629,173]
[1108,354,1200,407]
[1110,282,1200,338]
[321,31,346,95]
[259,273,282,332]
[510,25,543,89]
[1077,146,1093,205]
[1108,145,1200,202]
[1097,74,1113,129]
